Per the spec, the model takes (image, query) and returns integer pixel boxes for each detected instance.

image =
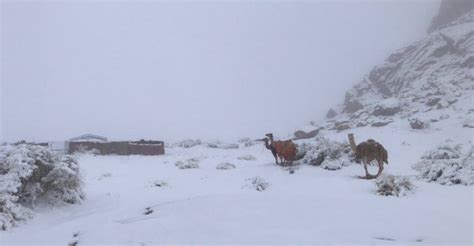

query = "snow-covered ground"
[2,121,472,245]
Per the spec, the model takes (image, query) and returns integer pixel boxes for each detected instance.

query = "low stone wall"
[68,140,164,156]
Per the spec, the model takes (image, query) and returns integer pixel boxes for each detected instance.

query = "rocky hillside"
[321,8,473,132]
[428,0,473,33]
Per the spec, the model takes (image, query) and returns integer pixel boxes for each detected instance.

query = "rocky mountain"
[428,0,473,33]
[322,7,474,132]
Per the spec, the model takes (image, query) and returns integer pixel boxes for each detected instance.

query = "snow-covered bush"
[237,154,256,161]
[174,139,202,148]
[0,144,84,230]
[301,137,354,170]
[243,140,259,147]
[413,141,473,185]
[320,159,348,171]
[238,138,251,143]
[204,140,239,149]
[0,193,32,230]
[238,138,260,147]
[374,174,414,197]
[244,176,269,191]
[175,158,200,169]
[216,162,236,170]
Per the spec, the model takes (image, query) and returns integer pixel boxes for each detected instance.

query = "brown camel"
[348,133,388,179]
[264,133,302,165]
[263,138,280,164]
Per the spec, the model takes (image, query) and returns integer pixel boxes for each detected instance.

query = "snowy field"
[2,123,473,245]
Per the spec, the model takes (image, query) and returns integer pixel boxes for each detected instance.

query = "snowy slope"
[323,10,473,132]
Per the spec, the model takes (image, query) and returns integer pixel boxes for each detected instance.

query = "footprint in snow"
[144,207,154,215]
[373,237,396,242]
[68,231,80,246]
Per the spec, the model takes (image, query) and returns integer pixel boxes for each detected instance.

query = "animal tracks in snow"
[115,195,212,224]
[68,231,80,246]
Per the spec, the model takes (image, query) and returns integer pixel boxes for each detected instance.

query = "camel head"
[265,133,274,142]
[263,137,268,144]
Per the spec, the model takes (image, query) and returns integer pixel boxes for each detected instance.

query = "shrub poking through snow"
[97,173,112,181]
[301,137,354,170]
[174,139,202,148]
[204,140,239,149]
[374,174,414,197]
[413,141,473,185]
[321,159,348,171]
[175,158,200,169]
[216,163,236,170]
[244,176,269,191]
[0,144,84,230]
[238,138,258,147]
[237,155,256,161]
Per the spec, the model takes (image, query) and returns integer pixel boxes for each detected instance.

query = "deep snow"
[2,122,472,245]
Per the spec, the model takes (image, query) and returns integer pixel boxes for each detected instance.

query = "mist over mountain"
[306,2,473,135]
[1,1,439,142]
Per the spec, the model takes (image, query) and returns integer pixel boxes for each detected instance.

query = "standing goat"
[348,133,388,179]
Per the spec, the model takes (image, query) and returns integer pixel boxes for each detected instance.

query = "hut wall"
[68,141,164,156]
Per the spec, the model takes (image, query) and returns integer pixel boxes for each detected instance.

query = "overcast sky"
[1,0,440,142]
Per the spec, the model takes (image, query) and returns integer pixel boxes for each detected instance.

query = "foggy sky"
[1,1,440,142]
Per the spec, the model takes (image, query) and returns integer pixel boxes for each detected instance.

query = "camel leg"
[375,160,384,178]
[274,154,279,164]
[363,162,371,179]
[363,158,375,179]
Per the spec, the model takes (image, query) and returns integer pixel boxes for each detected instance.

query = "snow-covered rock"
[326,108,337,119]
[293,129,319,140]
[409,118,429,129]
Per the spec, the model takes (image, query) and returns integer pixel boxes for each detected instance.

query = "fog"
[1,0,440,142]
